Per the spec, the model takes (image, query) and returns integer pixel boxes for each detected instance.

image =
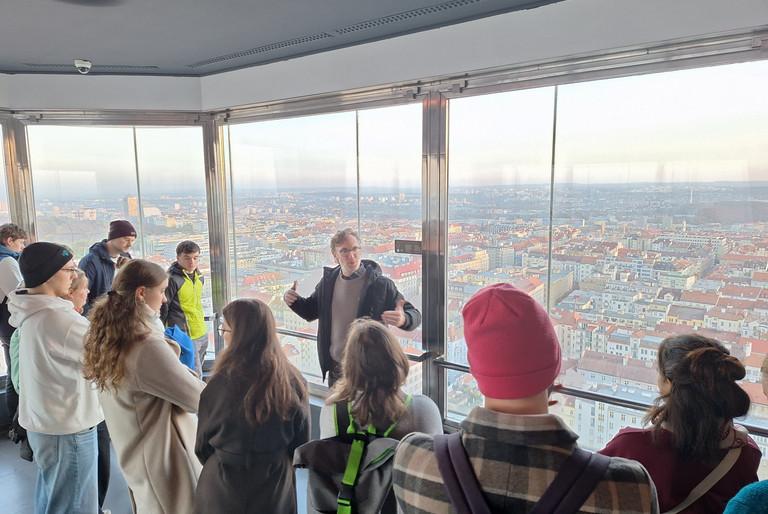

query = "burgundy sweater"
[600,427,761,514]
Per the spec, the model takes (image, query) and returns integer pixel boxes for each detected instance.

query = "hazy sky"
[27,126,206,200]
[450,60,768,186]
[20,59,768,203]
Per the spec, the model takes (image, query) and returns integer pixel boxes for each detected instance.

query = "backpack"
[164,325,196,372]
[435,431,610,514]
[294,395,412,514]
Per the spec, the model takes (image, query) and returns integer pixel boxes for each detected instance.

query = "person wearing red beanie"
[394,283,659,514]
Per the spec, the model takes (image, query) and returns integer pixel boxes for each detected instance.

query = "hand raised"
[381,298,406,328]
[284,280,300,306]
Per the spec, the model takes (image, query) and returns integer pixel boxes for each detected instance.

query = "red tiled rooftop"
[721,285,763,300]
[680,291,719,306]
[743,337,768,355]
[743,352,766,369]
[705,307,746,322]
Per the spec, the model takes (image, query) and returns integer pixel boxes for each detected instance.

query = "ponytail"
[646,334,750,462]
[83,259,167,391]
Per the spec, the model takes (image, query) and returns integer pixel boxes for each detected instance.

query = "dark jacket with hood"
[0,244,21,342]
[288,259,421,380]
[79,240,130,315]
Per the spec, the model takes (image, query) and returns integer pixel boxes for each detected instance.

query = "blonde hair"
[326,319,410,428]
[83,259,167,391]
[69,268,87,293]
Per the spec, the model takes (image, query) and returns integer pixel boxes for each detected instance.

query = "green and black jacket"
[161,262,206,339]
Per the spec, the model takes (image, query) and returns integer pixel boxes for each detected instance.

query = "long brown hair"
[213,298,307,425]
[327,318,410,428]
[83,259,167,391]
[646,334,750,462]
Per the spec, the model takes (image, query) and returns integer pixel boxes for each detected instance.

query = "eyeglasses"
[337,247,361,256]
[217,326,231,335]
[60,267,79,275]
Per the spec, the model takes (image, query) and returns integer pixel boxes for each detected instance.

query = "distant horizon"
[31,180,768,202]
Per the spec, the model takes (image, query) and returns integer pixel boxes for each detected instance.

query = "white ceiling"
[0,0,563,76]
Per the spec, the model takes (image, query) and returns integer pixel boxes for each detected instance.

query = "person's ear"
[135,286,146,305]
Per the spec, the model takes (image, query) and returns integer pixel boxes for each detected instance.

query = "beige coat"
[99,325,205,514]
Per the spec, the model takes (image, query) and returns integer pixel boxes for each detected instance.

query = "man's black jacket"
[288,259,421,380]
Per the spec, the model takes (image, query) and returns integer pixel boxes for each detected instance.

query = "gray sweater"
[319,393,443,439]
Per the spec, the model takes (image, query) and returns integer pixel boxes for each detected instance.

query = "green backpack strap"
[335,394,413,514]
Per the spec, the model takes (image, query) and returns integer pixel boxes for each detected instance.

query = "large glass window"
[28,126,142,259]
[443,60,768,474]
[133,127,213,352]
[227,112,358,385]
[552,61,768,471]
[446,88,556,419]
[358,104,423,395]
[27,124,213,352]
[227,104,423,388]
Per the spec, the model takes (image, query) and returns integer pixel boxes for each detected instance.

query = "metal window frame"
[436,359,768,438]
[0,26,767,425]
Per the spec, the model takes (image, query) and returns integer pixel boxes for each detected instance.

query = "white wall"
[0,75,8,108]
[0,73,11,108]
[1,0,767,112]
[0,74,201,111]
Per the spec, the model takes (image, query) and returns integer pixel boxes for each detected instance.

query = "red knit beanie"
[462,283,561,399]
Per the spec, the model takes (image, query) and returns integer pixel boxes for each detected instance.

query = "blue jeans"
[27,427,98,514]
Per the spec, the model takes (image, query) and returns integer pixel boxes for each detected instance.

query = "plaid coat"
[393,407,659,513]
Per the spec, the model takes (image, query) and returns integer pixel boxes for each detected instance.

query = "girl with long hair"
[314,319,442,514]
[83,259,204,514]
[601,334,761,513]
[322,319,442,438]
[194,298,310,514]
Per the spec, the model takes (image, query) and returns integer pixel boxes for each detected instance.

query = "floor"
[0,436,309,514]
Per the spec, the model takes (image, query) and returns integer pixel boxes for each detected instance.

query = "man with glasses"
[284,227,421,385]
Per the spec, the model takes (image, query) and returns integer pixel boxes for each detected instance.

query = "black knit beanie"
[108,220,137,241]
[19,242,73,288]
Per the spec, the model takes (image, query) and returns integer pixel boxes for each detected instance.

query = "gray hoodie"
[8,290,103,434]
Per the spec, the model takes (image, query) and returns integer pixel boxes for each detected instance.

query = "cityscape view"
[28,182,768,469]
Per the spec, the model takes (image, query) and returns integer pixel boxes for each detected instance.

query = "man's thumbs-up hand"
[382,298,407,328]
[284,280,300,306]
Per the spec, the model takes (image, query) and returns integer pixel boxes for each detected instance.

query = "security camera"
[74,59,92,74]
